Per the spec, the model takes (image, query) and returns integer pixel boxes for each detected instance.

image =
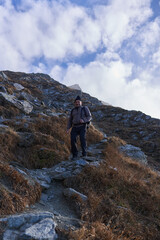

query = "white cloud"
[94,0,152,50]
[135,18,160,57]
[0,0,160,119]
[0,0,102,72]
[152,47,160,65]
[50,65,65,81]
[61,59,132,100]
[55,58,160,119]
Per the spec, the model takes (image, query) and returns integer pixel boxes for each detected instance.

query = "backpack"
[71,106,91,129]
[81,106,91,129]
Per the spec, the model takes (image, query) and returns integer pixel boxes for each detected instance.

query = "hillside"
[0,70,160,239]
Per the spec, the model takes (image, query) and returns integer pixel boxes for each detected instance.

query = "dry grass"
[0,126,20,162]
[0,105,20,118]
[64,222,117,240]
[1,115,103,169]
[65,140,160,240]
[0,162,41,216]
[87,124,104,145]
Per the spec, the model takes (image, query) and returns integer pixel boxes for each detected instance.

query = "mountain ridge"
[0,70,160,239]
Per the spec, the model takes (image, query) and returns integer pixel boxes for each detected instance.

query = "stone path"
[0,139,107,240]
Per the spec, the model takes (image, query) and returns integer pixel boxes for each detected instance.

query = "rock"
[3,230,19,240]
[24,218,57,240]
[0,85,7,93]
[119,144,147,164]
[27,168,52,189]
[68,84,82,91]
[40,193,48,202]
[63,188,88,202]
[0,92,33,114]
[14,83,24,91]
[75,159,89,166]
[20,100,33,114]
[0,212,56,240]
[89,161,100,167]
[0,71,8,81]
[0,124,9,130]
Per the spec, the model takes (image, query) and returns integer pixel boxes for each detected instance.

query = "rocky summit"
[0,70,160,240]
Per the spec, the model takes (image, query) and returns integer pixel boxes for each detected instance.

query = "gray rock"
[27,212,54,224]
[0,85,7,93]
[63,188,88,202]
[14,83,24,91]
[75,159,89,166]
[37,180,50,189]
[40,193,48,202]
[68,84,82,91]
[119,144,147,164]
[0,92,33,114]
[7,215,26,229]
[0,72,8,81]
[3,229,19,240]
[20,100,33,114]
[90,162,100,167]
[24,218,57,240]
[52,171,73,180]
[28,169,52,184]
[1,212,54,228]
[0,124,9,129]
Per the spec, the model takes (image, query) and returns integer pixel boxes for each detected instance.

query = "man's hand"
[80,119,84,123]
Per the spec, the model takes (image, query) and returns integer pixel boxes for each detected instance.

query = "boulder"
[0,212,56,240]
[119,144,147,164]
[14,83,24,91]
[24,218,57,240]
[0,92,33,114]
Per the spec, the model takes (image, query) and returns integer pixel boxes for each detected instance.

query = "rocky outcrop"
[68,84,82,91]
[0,92,33,114]
[119,144,147,164]
[93,105,160,163]
[0,212,57,240]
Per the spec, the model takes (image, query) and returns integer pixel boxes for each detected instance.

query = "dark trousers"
[71,125,86,157]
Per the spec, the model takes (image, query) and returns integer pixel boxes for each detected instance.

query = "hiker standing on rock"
[67,96,92,160]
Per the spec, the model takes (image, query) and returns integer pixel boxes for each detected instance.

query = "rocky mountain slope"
[0,70,160,239]
[0,70,159,165]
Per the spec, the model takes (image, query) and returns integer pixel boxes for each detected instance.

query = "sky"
[0,0,160,119]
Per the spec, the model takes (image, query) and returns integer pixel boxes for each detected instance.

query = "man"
[67,95,92,160]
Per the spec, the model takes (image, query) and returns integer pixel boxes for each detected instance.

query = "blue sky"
[0,0,160,119]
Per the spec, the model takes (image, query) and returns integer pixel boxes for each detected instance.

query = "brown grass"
[87,124,104,145]
[0,105,20,118]
[1,115,103,169]
[65,140,160,240]
[0,126,20,162]
[0,162,41,216]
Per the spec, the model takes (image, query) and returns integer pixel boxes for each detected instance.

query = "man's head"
[74,95,82,107]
